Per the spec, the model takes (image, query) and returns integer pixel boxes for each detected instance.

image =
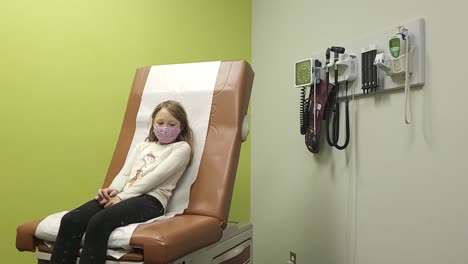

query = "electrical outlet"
[290,251,296,264]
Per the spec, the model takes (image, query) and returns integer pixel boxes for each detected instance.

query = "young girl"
[50,100,193,264]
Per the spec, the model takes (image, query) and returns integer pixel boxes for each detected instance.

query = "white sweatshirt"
[109,141,191,209]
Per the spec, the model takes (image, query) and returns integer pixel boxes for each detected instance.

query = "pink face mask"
[154,127,181,144]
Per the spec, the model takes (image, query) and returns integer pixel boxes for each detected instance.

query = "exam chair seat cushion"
[18,214,223,263]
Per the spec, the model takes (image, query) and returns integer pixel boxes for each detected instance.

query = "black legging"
[49,194,164,264]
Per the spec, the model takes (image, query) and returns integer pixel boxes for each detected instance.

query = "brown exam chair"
[16,60,254,264]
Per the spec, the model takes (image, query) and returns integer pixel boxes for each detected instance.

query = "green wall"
[0,1,251,263]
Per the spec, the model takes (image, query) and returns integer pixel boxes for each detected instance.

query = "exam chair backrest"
[102,61,254,227]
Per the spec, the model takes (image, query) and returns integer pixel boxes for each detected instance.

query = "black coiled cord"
[327,81,350,149]
[335,81,350,149]
[300,86,309,135]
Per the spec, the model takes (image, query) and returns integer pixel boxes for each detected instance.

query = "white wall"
[251,1,468,264]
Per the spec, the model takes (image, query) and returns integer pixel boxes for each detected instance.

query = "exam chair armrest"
[16,219,42,252]
[130,214,223,264]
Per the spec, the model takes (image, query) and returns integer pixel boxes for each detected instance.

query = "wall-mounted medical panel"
[307,17,425,99]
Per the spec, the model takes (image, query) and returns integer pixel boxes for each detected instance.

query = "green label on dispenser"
[389,38,401,58]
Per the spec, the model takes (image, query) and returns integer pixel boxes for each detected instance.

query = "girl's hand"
[103,196,122,208]
[95,188,118,201]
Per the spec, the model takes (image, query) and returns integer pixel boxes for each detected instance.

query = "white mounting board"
[310,17,425,99]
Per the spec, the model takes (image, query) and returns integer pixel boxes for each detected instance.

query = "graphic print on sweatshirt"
[125,152,157,188]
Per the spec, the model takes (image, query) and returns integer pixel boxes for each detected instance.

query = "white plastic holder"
[327,53,358,84]
[375,46,416,81]
[312,65,326,84]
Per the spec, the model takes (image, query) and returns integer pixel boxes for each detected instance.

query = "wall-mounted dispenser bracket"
[375,46,416,80]
[327,53,358,84]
